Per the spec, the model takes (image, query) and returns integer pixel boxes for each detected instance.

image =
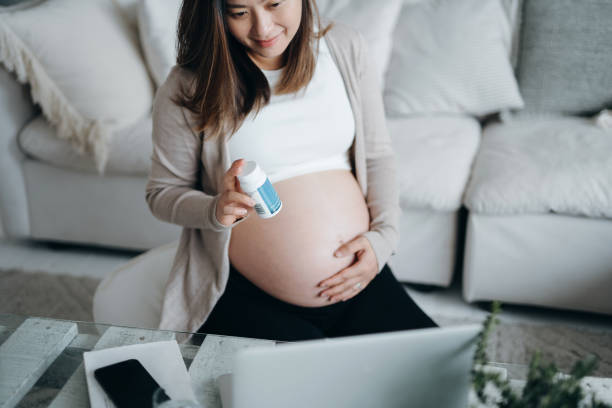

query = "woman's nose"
[252,11,274,39]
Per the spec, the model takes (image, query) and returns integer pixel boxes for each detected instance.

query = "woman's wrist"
[209,194,231,231]
[361,231,393,274]
[210,193,250,231]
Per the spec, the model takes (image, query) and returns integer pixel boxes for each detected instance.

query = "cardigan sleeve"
[355,34,401,272]
[145,68,229,232]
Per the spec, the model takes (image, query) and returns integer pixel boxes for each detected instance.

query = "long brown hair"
[173,0,331,140]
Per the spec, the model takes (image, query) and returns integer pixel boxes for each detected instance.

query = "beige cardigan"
[146,23,399,343]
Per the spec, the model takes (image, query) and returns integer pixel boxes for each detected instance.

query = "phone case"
[94,358,169,408]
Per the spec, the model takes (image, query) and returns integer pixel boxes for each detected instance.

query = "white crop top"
[228,37,355,183]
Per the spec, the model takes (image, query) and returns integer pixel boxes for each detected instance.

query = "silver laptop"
[216,325,480,408]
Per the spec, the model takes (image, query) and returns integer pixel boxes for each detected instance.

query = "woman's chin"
[252,44,285,58]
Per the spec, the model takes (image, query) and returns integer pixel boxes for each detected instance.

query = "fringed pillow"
[0,0,154,173]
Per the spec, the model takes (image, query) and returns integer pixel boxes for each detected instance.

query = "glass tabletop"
[0,312,281,353]
[0,313,283,408]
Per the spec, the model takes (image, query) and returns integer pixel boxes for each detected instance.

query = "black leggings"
[198,264,437,342]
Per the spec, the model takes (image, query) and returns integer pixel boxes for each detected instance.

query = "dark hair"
[173,0,331,140]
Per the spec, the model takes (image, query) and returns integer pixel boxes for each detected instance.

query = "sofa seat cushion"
[463,212,612,315]
[389,210,459,287]
[18,115,153,176]
[23,159,180,250]
[389,115,481,212]
[465,117,612,219]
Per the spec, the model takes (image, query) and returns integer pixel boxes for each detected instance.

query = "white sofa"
[2,0,611,318]
[0,0,182,251]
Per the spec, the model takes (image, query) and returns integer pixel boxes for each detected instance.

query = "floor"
[1,223,610,334]
[2,227,611,408]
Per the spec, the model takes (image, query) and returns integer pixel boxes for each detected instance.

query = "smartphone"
[94,358,170,408]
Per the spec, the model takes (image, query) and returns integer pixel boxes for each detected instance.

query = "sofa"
[1,0,611,318]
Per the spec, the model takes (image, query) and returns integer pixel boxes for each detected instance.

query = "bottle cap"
[237,161,267,192]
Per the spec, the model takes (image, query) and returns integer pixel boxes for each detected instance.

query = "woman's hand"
[215,159,256,227]
[316,236,378,302]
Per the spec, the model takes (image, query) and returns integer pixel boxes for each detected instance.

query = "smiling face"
[225,0,303,70]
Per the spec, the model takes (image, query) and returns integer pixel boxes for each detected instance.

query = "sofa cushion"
[384,0,523,117]
[463,212,612,315]
[0,0,154,174]
[24,160,180,249]
[506,0,612,119]
[139,0,403,88]
[389,116,481,212]
[465,118,612,219]
[19,115,153,176]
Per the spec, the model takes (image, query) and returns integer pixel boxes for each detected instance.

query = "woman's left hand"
[317,236,378,302]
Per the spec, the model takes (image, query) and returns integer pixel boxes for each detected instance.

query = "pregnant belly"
[228,169,370,307]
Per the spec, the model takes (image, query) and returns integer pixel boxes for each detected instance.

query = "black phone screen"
[94,358,170,408]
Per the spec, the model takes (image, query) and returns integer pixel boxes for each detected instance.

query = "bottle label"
[252,178,282,217]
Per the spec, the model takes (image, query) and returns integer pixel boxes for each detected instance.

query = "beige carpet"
[434,315,612,378]
[0,268,100,322]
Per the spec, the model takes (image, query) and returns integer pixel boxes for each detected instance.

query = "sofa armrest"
[0,66,37,238]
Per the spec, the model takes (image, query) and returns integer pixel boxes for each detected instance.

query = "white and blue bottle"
[238,161,282,219]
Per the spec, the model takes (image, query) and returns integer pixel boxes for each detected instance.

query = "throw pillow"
[500,0,522,68]
[112,0,140,28]
[138,0,182,87]
[316,0,403,86]
[0,0,45,11]
[138,0,403,88]
[0,0,154,173]
[506,0,612,120]
[384,0,524,117]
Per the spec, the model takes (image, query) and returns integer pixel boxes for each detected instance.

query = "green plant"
[471,302,611,408]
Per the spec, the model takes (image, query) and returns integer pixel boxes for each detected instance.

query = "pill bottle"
[237,161,282,219]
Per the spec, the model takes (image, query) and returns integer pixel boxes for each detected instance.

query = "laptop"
[216,325,480,408]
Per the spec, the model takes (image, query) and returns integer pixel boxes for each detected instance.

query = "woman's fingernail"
[238,208,247,215]
[334,251,342,257]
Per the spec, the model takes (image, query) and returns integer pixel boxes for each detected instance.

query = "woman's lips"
[254,34,280,48]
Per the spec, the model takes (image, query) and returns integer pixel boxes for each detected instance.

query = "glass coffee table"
[0,314,281,408]
[1,313,610,407]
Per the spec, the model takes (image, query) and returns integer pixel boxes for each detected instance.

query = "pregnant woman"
[146,0,436,342]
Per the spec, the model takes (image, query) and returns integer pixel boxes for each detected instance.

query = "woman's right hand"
[215,159,256,227]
